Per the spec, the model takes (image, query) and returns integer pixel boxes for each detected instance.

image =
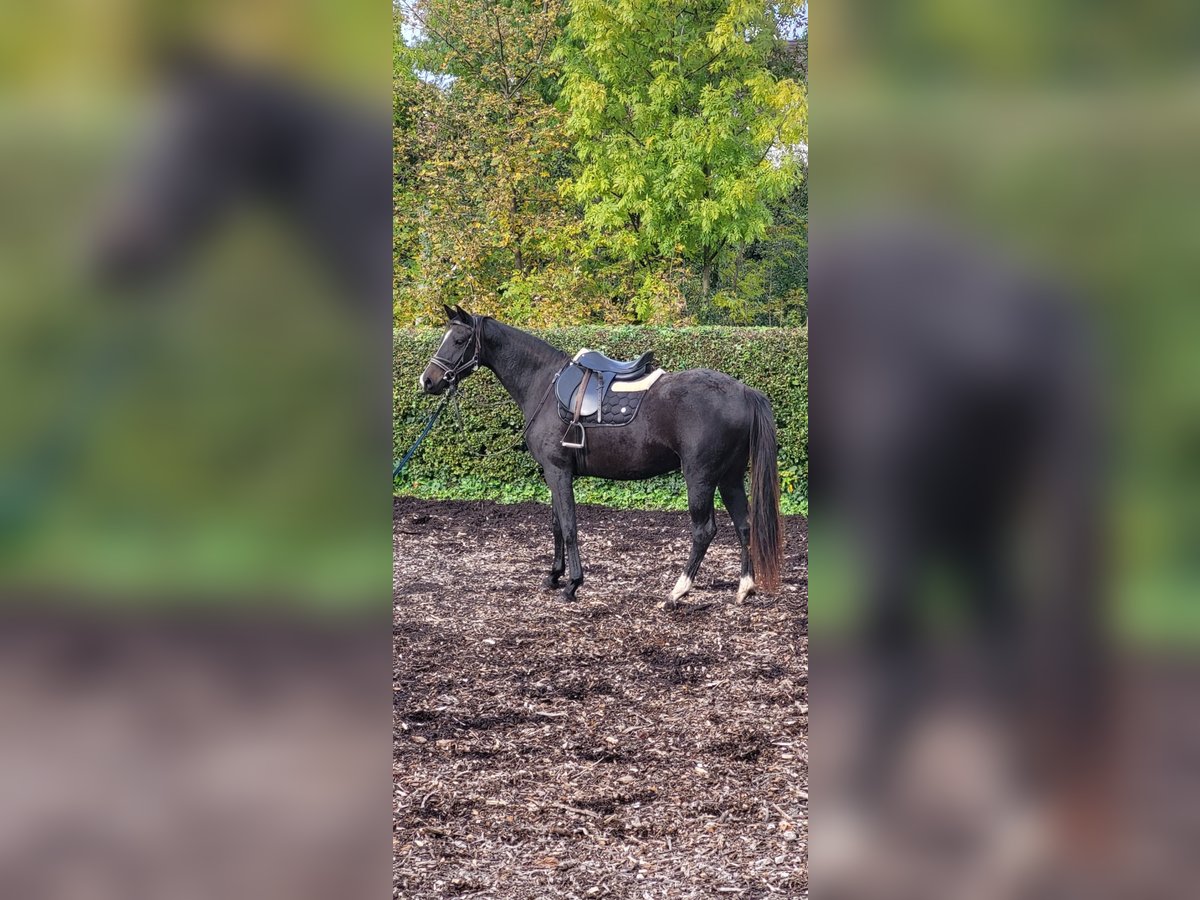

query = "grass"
[395,474,808,516]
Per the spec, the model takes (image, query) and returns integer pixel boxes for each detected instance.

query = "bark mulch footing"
[394,497,808,899]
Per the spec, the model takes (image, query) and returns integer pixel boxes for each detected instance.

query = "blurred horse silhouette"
[0,51,389,547]
[93,48,390,311]
[811,220,1110,863]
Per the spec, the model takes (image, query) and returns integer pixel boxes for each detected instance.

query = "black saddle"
[554,349,658,448]
[573,349,654,376]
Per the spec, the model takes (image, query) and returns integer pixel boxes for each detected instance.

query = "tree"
[711,178,807,325]
[395,0,606,325]
[559,0,807,305]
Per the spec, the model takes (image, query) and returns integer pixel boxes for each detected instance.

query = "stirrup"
[561,422,586,449]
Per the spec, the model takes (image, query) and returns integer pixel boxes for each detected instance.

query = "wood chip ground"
[394,498,808,898]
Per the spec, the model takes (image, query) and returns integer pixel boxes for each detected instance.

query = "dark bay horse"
[811,221,1110,872]
[420,306,784,605]
[92,49,390,312]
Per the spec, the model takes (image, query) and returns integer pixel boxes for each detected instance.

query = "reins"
[1,304,161,543]
[398,316,568,482]
[394,316,478,480]
[522,364,568,443]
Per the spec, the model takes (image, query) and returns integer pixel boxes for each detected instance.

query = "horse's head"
[91,50,298,286]
[421,305,483,394]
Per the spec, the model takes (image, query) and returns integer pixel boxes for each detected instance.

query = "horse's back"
[640,368,757,455]
[562,367,757,479]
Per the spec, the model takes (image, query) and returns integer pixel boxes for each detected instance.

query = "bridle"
[429,317,482,385]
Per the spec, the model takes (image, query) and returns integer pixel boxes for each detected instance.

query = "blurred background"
[811,1,1200,897]
[0,1,390,898]
[12,0,1200,896]
[0,0,388,601]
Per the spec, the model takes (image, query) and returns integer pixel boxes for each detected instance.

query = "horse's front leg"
[545,467,583,600]
[543,507,565,590]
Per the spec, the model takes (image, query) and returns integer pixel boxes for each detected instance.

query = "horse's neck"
[284,110,389,308]
[482,320,567,416]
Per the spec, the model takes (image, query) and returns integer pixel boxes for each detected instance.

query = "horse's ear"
[442,304,455,321]
[453,304,469,321]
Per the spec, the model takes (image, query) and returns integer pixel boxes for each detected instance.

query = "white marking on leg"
[670,573,693,601]
[737,575,757,603]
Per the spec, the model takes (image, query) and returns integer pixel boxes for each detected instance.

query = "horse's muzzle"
[420,366,447,395]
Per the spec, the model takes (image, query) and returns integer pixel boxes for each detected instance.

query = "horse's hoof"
[543,575,562,590]
[736,575,757,603]
[658,598,682,611]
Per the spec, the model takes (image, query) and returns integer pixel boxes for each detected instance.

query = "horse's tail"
[748,389,784,592]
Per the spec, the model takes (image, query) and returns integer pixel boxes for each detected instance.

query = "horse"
[419,305,785,606]
[810,219,1110,873]
[91,47,390,312]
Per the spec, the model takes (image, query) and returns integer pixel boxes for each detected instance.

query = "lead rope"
[392,388,457,480]
[396,356,566,483]
[1,301,164,544]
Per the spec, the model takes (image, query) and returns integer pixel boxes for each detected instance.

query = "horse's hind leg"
[665,477,718,607]
[718,472,756,602]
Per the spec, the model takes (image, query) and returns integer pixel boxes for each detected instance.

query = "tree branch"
[682,48,727,80]
[400,2,470,68]
[754,121,789,167]
[491,10,512,97]
[510,0,555,97]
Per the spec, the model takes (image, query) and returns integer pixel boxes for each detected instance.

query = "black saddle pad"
[556,386,647,427]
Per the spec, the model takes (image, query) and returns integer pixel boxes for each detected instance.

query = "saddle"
[554,348,665,448]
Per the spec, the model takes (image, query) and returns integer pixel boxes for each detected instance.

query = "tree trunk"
[701,252,715,299]
[511,186,524,273]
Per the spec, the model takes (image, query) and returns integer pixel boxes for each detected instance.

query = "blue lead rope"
[393,389,457,480]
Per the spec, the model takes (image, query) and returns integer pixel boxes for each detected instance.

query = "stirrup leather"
[561,368,593,448]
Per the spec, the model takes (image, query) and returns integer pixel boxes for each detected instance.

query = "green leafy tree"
[395,0,608,325]
[394,1,808,326]
[559,0,807,305]
[710,179,807,325]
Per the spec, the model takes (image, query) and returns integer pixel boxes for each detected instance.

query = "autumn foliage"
[394,0,807,327]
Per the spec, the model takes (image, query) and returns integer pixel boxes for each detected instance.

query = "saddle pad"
[609,368,665,392]
[557,368,666,428]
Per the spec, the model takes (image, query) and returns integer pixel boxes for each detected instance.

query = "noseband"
[429,318,482,385]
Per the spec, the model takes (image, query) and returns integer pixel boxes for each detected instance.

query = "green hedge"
[393,326,807,514]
